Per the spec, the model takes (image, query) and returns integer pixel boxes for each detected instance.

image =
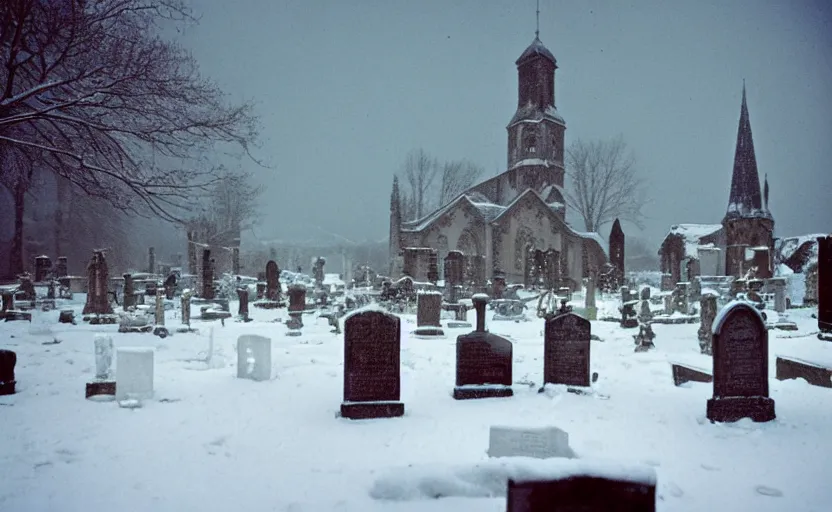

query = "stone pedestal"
[237,335,271,381]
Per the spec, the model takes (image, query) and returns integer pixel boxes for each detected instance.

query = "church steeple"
[389,176,402,277]
[506,4,566,189]
[725,82,766,219]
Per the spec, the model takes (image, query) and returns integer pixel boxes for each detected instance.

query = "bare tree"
[204,166,262,239]
[0,0,261,275]
[438,159,482,206]
[564,136,647,233]
[402,148,438,220]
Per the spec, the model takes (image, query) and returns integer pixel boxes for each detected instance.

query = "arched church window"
[524,131,537,154]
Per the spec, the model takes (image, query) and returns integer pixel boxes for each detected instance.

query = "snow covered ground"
[1,296,831,511]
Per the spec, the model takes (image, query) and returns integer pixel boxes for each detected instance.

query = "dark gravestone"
[671,363,713,387]
[507,473,656,512]
[0,349,16,395]
[58,309,76,324]
[56,257,68,278]
[453,295,513,400]
[707,302,775,423]
[164,273,176,300]
[416,292,442,327]
[123,274,135,310]
[266,260,280,301]
[609,218,625,282]
[340,310,405,419]
[237,287,250,321]
[34,255,52,282]
[256,282,266,300]
[544,312,591,388]
[775,356,832,389]
[82,250,113,315]
[817,236,832,336]
[286,284,306,333]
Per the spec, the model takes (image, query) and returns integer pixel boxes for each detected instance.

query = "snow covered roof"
[516,36,557,66]
[574,230,608,258]
[510,158,552,170]
[663,224,723,258]
[508,104,565,128]
[777,233,827,263]
[402,194,509,233]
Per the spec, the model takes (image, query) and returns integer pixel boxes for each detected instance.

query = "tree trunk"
[10,178,25,277]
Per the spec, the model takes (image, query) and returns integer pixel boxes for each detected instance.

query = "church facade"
[389,35,607,289]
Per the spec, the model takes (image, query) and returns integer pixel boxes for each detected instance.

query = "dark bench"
[670,362,713,387]
[775,356,832,389]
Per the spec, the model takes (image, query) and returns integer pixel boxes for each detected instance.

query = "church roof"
[508,104,565,128]
[725,84,770,221]
[516,37,557,66]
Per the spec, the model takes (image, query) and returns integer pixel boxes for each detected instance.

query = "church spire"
[535,0,540,39]
[725,81,764,219]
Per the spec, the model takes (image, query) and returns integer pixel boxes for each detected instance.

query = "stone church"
[388,34,607,289]
[658,84,775,284]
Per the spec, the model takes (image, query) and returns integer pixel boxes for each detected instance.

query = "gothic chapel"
[388,32,607,288]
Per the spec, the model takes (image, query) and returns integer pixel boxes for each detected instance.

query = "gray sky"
[177,0,832,248]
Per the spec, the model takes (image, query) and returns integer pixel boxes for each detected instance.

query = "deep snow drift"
[1,295,831,511]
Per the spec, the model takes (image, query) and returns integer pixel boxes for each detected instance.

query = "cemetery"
[1,2,830,511]
[0,244,830,511]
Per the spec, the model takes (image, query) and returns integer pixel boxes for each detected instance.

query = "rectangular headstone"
[341,310,404,419]
[453,334,513,400]
[544,312,591,387]
[707,302,775,423]
[416,292,442,327]
[488,426,574,459]
[775,356,832,388]
[698,246,721,277]
[116,347,154,401]
[237,335,271,381]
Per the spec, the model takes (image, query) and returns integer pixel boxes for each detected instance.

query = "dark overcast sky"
[176,0,832,247]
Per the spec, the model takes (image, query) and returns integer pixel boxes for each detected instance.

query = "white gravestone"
[237,335,271,381]
[488,426,575,459]
[698,247,722,277]
[155,290,165,326]
[771,278,787,313]
[94,335,114,380]
[116,347,155,400]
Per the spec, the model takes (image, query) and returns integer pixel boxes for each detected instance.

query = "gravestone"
[231,246,241,275]
[453,295,513,400]
[416,291,442,328]
[0,349,16,395]
[698,246,722,277]
[86,335,116,399]
[58,309,75,324]
[19,274,35,301]
[488,425,575,459]
[340,310,405,419]
[544,312,591,387]
[201,249,214,300]
[154,289,165,326]
[164,272,176,300]
[286,284,306,335]
[445,251,464,301]
[266,260,280,301]
[181,290,192,327]
[770,278,787,314]
[609,218,625,282]
[82,250,113,315]
[237,287,250,321]
[123,273,135,310]
[817,236,832,337]
[507,464,657,512]
[115,347,155,401]
[34,255,52,282]
[584,274,597,321]
[237,335,271,381]
[56,256,68,278]
[1,292,13,312]
[706,301,775,423]
[698,293,718,355]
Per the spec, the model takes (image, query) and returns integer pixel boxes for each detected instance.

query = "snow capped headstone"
[453,295,513,400]
[707,301,774,423]
[544,312,590,388]
[236,335,271,381]
[340,309,404,419]
[116,347,155,401]
[488,426,575,459]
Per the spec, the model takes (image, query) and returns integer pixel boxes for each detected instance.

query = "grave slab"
[237,335,272,381]
[116,347,155,401]
[488,425,575,459]
[775,356,832,388]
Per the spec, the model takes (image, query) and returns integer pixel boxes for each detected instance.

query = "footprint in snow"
[666,482,684,498]
[755,485,783,497]
[700,463,720,471]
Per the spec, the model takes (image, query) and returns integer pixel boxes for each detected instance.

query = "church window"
[524,132,537,154]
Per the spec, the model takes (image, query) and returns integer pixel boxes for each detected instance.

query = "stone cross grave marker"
[115,347,155,402]
[706,301,775,423]
[340,309,405,419]
[237,335,271,381]
[544,312,591,388]
[488,425,575,459]
[266,260,280,301]
[453,294,513,400]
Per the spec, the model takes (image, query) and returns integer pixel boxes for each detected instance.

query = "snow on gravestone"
[544,312,590,388]
[416,291,442,327]
[706,301,775,423]
[236,335,271,381]
[115,347,155,401]
[340,309,404,419]
[453,295,513,400]
[488,426,575,459]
